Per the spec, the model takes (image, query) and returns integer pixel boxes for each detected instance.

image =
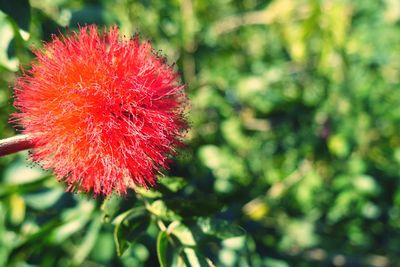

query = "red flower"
[13,25,187,195]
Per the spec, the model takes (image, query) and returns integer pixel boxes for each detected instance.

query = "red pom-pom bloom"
[12,25,187,195]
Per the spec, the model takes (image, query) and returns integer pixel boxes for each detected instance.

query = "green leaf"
[0,14,18,71]
[10,218,64,260]
[113,207,150,256]
[135,186,163,199]
[91,233,116,262]
[171,223,197,246]
[72,213,102,265]
[135,177,188,199]
[8,194,25,225]
[23,187,64,210]
[49,200,95,244]
[164,198,223,218]
[0,175,52,197]
[147,200,182,221]
[195,218,245,240]
[169,226,215,267]
[158,176,188,193]
[101,196,122,223]
[157,230,169,267]
[3,160,46,185]
[0,203,9,266]
[0,0,30,31]
[181,247,214,267]
[353,175,379,195]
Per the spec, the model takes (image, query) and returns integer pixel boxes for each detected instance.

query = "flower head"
[13,25,187,195]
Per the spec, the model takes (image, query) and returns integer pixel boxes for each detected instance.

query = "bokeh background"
[1,0,400,266]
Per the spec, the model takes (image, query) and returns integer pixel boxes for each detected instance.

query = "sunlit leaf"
[3,160,46,185]
[8,193,25,225]
[147,200,181,221]
[171,223,196,246]
[182,247,214,267]
[157,230,169,267]
[135,186,163,199]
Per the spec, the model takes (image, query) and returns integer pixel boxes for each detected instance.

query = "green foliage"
[157,230,169,267]
[113,207,150,256]
[1,0,400,266]
[0,0,30,31]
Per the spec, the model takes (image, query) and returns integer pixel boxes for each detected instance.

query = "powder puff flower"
[12,25,187,196]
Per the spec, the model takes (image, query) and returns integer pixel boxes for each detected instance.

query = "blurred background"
[1,0,400,266]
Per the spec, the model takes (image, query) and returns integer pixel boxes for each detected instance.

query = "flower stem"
[0,134,34,157]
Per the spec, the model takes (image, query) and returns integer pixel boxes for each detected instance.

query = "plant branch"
[0,134,34,157]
